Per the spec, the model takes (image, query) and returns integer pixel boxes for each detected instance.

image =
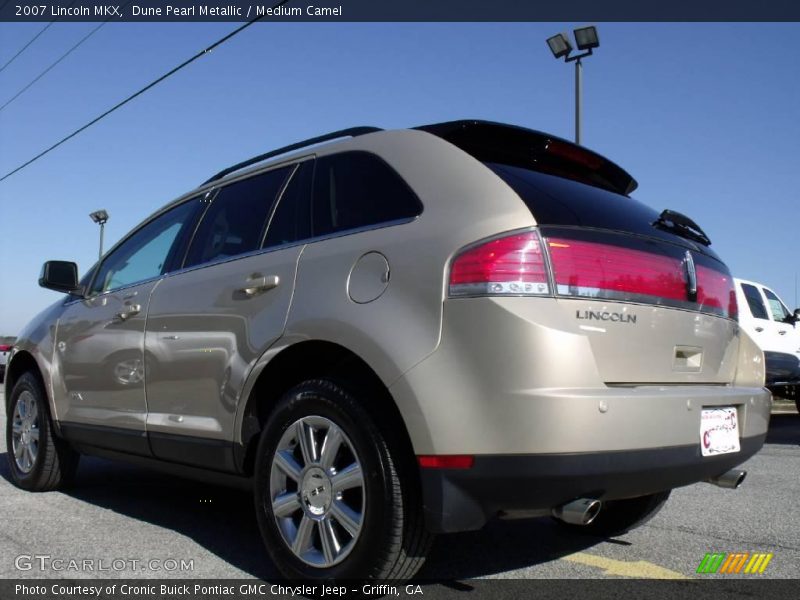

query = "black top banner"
[2,0,800,22]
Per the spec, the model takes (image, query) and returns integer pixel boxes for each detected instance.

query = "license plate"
[700,407,740,456]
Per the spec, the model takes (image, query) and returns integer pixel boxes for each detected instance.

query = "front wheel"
[6,372,79,491]
[253,379,431,580]
[556,491,671,537]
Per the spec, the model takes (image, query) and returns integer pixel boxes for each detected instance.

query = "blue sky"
[0,22,798,335]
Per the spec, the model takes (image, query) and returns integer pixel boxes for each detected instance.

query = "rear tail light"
[0,345,11,352]
[449,229,737,319]
[449,231,549,297]
[696,265,738,320]
[547,238,686,301]
[547,236,737,319]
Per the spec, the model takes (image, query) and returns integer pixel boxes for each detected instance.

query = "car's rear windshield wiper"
[653,209,711,246]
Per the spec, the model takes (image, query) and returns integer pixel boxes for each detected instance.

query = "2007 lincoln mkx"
[5,120,769,580]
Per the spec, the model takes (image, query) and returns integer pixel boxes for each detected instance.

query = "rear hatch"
[424,120,739,385]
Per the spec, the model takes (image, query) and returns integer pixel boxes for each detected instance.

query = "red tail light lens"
[547,237,737,319]
[449,230,736,319]
[547,238,686,301]
[0,345,11,352]
[449,231,549,297]
[696,265,738,320]
[417,455,475,469]
[546,139,603,170]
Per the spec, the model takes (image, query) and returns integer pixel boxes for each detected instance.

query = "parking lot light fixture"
[574,26,600,50]
[546,33,573,59]
[546,25,600,145]
[89,209,109,259]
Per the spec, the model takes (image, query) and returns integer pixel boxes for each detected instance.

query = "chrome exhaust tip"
[706,469,747,489]
[552,498,602,525]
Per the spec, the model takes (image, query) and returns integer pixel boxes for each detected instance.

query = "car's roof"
[126,120,640,257]
[197,119,638,196]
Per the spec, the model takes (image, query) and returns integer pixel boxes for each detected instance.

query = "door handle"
[755,327,764,333]
[779,330,787,335]
[116,304,141,321]
[239,274,279,297]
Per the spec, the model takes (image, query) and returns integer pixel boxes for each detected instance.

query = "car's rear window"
[487,162,666,236]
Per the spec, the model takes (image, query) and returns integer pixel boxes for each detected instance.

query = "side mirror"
[39,261,81,295]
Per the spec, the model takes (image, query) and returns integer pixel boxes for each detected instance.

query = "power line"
[0,22,106,112]
[0,4,287,184]
[1,0,133,112]
[0,21,56,75]
[0,0,80,74]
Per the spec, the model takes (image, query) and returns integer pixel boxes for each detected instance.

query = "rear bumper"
[420,434,765,533]
[390,297,770,456]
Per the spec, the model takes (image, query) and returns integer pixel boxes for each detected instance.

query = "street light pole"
[575,57,582,145]
[98,221,105,259]
[546,26,599,147]
[89,209,109,260]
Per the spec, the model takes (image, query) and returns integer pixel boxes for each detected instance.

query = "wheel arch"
[235,340,418,481]
[5,351,47,413]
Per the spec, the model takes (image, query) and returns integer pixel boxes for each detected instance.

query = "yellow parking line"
[563,552,691,579]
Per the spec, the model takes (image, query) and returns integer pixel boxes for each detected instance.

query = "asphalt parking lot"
[0,388,798,582]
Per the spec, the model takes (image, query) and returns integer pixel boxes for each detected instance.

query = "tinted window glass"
[91,199,200,294]
[741,283,769,320]
[486,163,722,261]
[488,162,662,230]
[763,288,790,321]
[312,152,422,237]
[264,161,312,248]
[185,167,292,268]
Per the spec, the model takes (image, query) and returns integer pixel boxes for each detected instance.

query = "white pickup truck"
[734,278,800,411]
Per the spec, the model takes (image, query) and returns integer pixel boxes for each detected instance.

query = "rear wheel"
[253,379,432,580]
[6,372,79,491]
[557,491,671,537]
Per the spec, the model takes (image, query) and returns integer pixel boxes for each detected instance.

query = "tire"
[556,491,671,537]
[253,379,432,580]
[6,372,79,491]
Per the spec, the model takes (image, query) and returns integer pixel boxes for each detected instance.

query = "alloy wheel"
[11,390,39,473]
[269,415,365,567]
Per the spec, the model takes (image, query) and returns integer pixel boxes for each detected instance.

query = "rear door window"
[311,151,422,237]
[741,283,769,320]
[263,161,313,248]
[184,166,292,268]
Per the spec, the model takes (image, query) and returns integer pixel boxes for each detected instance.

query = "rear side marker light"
[449,231,550,297]
[417,455,475,469]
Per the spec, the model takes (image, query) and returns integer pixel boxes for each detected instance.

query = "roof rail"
[202,126,383,185]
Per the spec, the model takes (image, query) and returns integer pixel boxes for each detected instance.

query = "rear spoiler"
[416,120,638,195]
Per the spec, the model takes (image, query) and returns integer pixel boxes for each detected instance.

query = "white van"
[734,277,800,408]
